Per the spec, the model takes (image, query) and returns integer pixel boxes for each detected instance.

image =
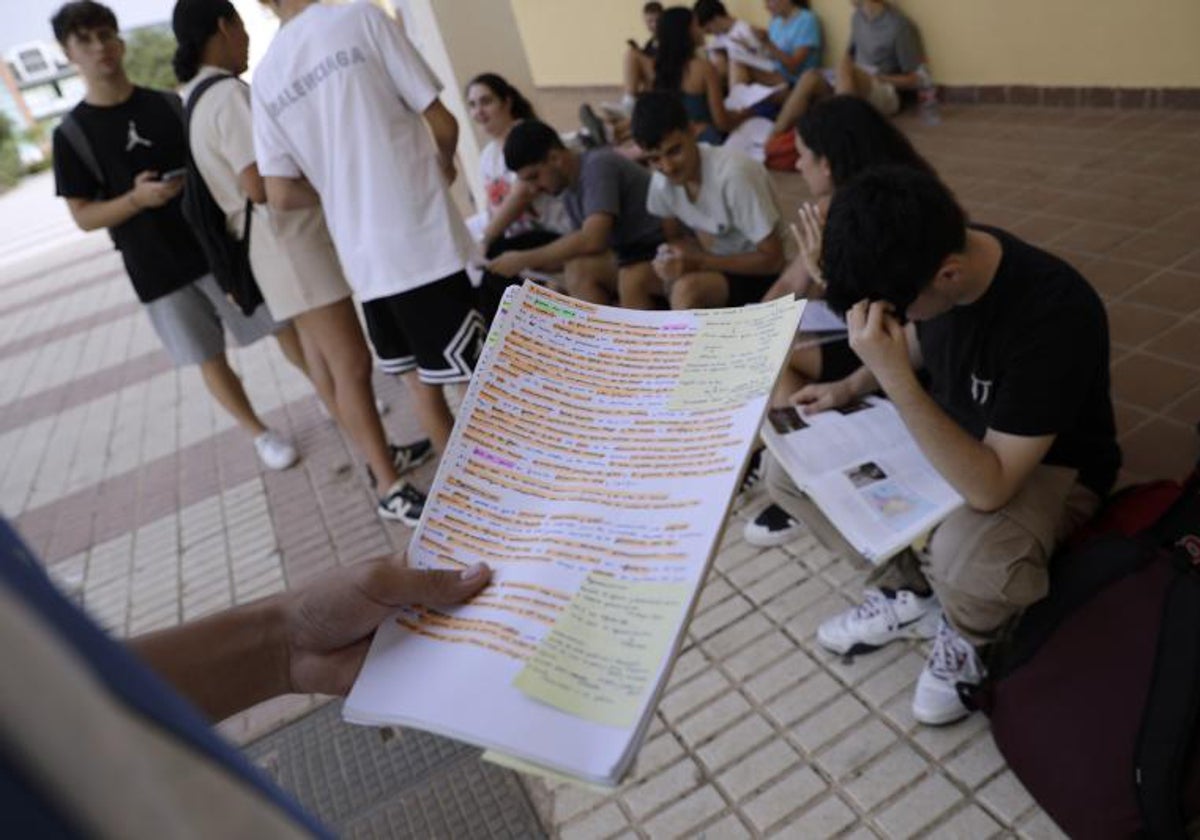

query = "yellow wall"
[509,0,1200,88]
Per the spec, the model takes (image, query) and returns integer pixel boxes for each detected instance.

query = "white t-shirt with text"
[251,2,472,301]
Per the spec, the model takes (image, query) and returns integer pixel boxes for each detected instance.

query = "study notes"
[345,283,803,785]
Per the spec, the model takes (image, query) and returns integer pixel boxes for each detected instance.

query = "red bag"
[764,130,798,172]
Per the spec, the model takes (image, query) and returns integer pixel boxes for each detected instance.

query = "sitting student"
[770,0,925,135]
[172,0,431,522]
[632,91,786,310]
[621,1,664,108]
[694,0,760,86]
[763,166,1120,726]
[611,7,747,146]
[731,0,822,88]
[744,96,937,535]
[50,0,304,473]
[488,120,664,309]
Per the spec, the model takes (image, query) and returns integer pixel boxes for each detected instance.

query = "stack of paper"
[346,284,803,785]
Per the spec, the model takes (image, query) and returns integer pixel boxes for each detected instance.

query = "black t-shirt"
[916,226,1121,497]
[53,87,208,303]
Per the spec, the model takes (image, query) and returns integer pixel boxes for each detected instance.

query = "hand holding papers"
[346,284,803,785]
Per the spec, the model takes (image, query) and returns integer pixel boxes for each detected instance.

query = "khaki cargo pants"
[764,455,1101,645]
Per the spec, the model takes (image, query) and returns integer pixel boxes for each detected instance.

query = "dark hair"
[171,0,237,82]
[503,119,565,172]
[821,166,967,316]
[653,7,695,92]
[693,0,728,26]
[51,1,118,45]
[466,73,536,122]
[643,2,664,13]
[630,90,689,149]
[797,95,935,188]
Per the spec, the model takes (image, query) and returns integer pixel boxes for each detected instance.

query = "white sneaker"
[817,587,941,656]
[254,430,298,470]
[743,503,806,547]
[912,615,985,726]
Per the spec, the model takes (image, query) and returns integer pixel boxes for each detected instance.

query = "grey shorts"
[144,274,284,367]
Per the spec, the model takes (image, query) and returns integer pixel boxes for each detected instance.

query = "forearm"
[525,229,603,269]
[879,71,920,89]
[883,369,1008,510]
[70,192,142,231]
[265,176,320,211]
[770,45,811,73]
[130,596,290,721]
[484,192,531,245]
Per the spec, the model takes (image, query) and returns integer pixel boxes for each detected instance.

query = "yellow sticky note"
[513,573,689,728]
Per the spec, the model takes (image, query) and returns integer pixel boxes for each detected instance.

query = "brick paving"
[2,96,1199,839]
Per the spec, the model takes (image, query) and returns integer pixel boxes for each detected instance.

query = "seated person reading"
[488,120,664,309]
[731,0,822,88]
[632,91,787,310]
[760,166,1120,727]
[771,0,926,135]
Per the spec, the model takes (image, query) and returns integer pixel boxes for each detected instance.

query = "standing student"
[488,120,665,309]
[50,0,304,472]
[632,91,786,310]
[252,0,485,489]
[171,0,431,523]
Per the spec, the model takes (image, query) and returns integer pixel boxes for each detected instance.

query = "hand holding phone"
[159,167,187,182]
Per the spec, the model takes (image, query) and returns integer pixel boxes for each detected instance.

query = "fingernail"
[459,562,488,582]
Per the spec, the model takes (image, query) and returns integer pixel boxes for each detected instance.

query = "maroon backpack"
[966,459,1200,839]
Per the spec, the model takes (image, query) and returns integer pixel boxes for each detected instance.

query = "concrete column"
[389,0,538,216]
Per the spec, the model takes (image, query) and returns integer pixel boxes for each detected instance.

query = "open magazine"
[345,284,803,785]
[761,396,963,562]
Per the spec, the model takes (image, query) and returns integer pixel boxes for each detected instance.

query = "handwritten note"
[513,573,689,728]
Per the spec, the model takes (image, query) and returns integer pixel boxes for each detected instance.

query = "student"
[607,7,747,147]
[732,0,822,88]
[171,0,431,523]
[50,0,303,473]
[252,0,485,500]
[743,96,938,541]
[764,166,1120,726]
[694,0,759,85]
[770,0,925,134]
[632,91,786,310]
[0,516,490,836]
[468,73,570,259]
[488,120,665,310]
[621,1,664,107]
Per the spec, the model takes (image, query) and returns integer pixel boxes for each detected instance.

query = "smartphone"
[160,168,187,182]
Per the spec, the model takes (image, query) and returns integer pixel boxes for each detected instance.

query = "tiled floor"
[1,95,1197,839]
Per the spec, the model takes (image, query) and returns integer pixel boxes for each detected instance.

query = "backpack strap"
[57,112,106,190]
[1134,558,1200,838]
[183,74,254,244]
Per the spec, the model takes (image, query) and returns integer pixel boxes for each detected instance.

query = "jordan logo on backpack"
[126,120,152,151]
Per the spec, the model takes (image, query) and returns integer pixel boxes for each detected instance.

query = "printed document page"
[346,284,803,784]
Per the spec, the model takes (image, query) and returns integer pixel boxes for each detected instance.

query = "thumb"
[364,562,492,607]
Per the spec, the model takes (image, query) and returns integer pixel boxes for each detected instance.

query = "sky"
[6,0,172,49]
[6,0,282,79]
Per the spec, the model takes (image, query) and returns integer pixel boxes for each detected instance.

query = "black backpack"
[966,451,1200,838]
[181,73,263,316]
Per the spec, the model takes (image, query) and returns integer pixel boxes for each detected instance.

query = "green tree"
[0,113,22,189]
[123,26,179,91]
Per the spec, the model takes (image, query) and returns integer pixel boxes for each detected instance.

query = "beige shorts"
[249,207,352,321]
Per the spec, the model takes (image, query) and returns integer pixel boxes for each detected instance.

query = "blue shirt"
[0,519,333,838]
[768,8,822,82]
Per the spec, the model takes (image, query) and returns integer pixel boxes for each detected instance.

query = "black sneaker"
[738,447,765,496]
[578,103,607,148]
[378,480,426,526]
[743,503,806,547]
[366,439,434,486]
